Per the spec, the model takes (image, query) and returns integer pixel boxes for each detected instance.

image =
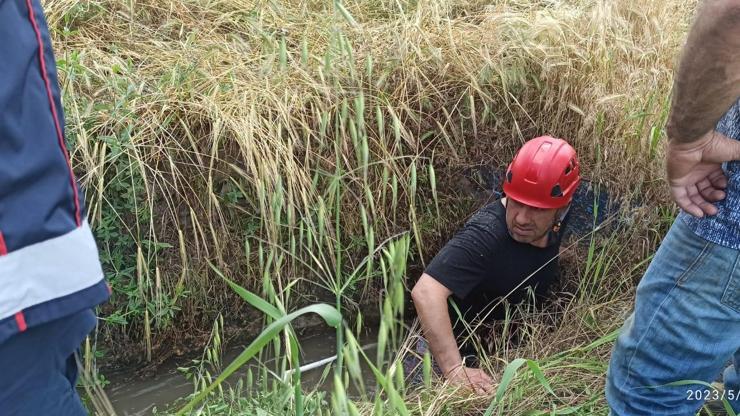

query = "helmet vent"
[564,159,575,175]
[550,184,563,198]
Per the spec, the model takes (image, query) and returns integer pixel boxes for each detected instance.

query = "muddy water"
[106,326,379,415]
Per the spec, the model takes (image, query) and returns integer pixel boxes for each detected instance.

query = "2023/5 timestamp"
[687,389,738,401]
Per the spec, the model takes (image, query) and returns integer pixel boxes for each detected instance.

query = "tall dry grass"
[43,0,693,367]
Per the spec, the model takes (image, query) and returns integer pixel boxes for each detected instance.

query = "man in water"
[411,136,580,393]
[606,1,740,414]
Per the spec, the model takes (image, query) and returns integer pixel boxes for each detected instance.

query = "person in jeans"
[411,136,580,393]
[0,0,110,414]
[606,1,740,414]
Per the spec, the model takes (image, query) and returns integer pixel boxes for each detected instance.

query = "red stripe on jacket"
[24,0,82,227]
[15,312,27,332]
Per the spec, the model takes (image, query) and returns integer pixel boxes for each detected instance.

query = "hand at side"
[667,130,740,217]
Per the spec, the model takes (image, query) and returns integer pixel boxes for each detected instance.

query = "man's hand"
[667,130,740,217]
[444,365,494,395]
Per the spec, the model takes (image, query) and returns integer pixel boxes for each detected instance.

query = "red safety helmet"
[503,136,580,209]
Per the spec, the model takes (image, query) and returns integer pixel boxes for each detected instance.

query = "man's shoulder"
[424,200,508,299]
[448,200,510,251]
[466,199,506,223]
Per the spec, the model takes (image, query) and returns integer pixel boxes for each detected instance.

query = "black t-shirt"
[424,199,563,353]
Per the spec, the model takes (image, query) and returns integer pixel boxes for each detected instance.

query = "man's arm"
[411,274,461,372]
[664,0,740,217]
[411,273,492,393]
[667,0,740,142]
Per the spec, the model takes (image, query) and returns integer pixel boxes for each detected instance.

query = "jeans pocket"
[675,240,713,286]
[721,253,740,312]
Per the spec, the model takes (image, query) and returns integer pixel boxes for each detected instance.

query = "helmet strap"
[552,205,571,233]
[558,204,571,220]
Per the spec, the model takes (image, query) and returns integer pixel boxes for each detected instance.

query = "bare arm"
[411,273,462,374]
[664,0,740,217]
[668,0,740,142]
[411,273,493,394]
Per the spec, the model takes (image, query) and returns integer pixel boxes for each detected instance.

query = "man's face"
[505,198,560,245]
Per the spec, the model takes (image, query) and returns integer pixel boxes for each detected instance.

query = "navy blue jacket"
[0,0,109,344]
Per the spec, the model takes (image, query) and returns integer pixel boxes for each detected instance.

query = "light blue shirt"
[679,99,740,249]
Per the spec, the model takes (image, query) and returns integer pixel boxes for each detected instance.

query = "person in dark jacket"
[0,1,110,414]
[411,136,580,393]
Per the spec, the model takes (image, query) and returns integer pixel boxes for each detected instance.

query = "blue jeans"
[0,309,96,415]
[606,219,740,415]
